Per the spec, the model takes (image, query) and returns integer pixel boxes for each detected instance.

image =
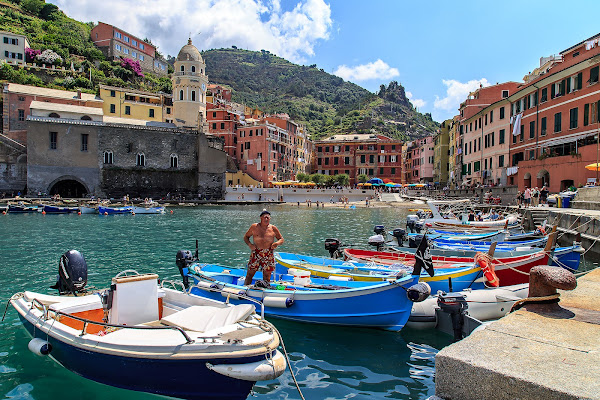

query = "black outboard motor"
[324,238,342,258]
[392,228,406,247]
[368,234,385,251]
[414,221,423,233]
[373,225,385,235]
[176,249,194,288]
[51,250,88,295]
[409,234,424,248]
[437,292,469,341]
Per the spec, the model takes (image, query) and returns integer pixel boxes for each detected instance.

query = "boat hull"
[98,206,132,215]
[18,314,257,400]
[189,265,419,331]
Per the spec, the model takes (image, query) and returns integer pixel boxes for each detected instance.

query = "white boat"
[131,205,166,214]
[78,205,98,214]
[7,250,286,399]
[407,283,529,330]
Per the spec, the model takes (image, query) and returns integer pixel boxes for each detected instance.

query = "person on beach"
[243,210,284,286]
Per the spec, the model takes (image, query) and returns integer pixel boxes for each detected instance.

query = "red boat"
[344,234,555,287]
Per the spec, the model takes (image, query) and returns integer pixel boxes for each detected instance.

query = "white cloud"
[333,59,399,82]
[406,91,426,109]
[48,0,332,63]
[434,78,490,112]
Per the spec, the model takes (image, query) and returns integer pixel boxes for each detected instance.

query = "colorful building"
[434,122,450,186]
[507,33,600,192]
[98,85,173,123]
[314,134,404,185]
[90,22,168,76]
[458,82,519,186]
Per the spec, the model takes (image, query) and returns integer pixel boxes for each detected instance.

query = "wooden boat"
[274,252,487,293]
[345,234,570,286]
[432,236,547,249]
[183,261,423,331]
[409,230,508,242]
[98,205,132,215]
[7,251,286,400]
[78,205,98,214]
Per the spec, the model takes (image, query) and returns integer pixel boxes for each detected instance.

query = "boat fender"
[536,226,546,235]
[406,282,431,302]
[28,338,52,356]
[262,296,294,308]
[195,280,214,290]
[206,350,287,381]
[220,287,245,300]
[475,253,499,288]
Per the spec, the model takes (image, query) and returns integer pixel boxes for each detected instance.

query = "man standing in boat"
[243,210,284,286]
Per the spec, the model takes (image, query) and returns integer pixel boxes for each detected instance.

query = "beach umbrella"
[393,184,402,187]
[585,163,600,171]
[383,178,393,184]
[364,183,372,187]
[385,183,395,187]
[367,178,384,184]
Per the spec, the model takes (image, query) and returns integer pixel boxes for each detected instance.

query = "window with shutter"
[584,104,589,126]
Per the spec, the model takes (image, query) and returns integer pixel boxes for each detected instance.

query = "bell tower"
[172,38,208,131]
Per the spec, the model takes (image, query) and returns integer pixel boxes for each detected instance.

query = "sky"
[49,0,600,123]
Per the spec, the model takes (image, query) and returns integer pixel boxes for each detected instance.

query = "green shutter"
[566,78,571,94]
[577,72,583,90]
[584,103,589,126]
[561,79,566,95]
[551,84,555,98]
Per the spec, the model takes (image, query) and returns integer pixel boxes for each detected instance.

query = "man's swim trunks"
[248,248,276,273]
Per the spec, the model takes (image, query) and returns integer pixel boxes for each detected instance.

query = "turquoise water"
[0,205,453,400]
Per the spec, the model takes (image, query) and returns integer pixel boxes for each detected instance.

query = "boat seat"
[160,304,255,333]
[48,295,102,314]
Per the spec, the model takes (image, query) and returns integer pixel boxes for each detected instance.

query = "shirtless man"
[243,210,284,285]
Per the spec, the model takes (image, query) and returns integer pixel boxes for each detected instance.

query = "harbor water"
[1,204,591,400]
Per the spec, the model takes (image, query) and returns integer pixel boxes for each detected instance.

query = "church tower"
[172,38,209,130]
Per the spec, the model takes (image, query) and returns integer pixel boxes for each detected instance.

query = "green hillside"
[0,0,439,139]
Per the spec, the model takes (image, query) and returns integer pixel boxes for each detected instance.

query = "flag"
[512,113,522,136]
[414,234,435,277]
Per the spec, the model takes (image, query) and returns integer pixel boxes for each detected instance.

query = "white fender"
[206,350,286,381]
[28,338,52,356]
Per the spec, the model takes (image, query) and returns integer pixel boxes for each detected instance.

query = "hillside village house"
[98,85,174,124]
[0,31,29,65]
[91,22,168,76]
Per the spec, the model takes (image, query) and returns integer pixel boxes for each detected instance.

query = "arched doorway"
[49,178,88,198]
[523,172,532,189]
[537,169,549,188]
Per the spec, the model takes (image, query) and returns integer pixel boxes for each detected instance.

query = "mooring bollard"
[511,265,577,313]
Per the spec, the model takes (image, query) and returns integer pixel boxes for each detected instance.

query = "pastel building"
[0,31,29,65]
[98,85,173,123]
[458,82,519,186]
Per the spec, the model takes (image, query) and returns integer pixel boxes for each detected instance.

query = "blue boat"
[98,205,132,215]
[432,236,548,249]
[274,252,487,293]
[9,252,286,400]
[43,205,78,214]
[8,204,39,213]
[185,263,422,331]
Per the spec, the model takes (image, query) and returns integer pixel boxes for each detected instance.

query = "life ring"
[475,252,499,287]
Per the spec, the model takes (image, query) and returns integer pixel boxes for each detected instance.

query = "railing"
[30,298,195,344]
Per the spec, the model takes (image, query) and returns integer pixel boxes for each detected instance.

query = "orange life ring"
[475,253,499,287]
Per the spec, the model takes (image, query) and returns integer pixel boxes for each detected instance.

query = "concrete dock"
[435,268,600,400]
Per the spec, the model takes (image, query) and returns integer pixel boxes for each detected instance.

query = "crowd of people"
[516,186,549,207]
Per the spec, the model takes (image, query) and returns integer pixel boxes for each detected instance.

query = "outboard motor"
[368,234,385,251]
[176,249,194,288]
[324,238,342,259]
[414,221,423,233]
[406,215,419,233]
[51,250,88,295]
[373,225,385,235]
[392,228,406,247]
[409,234,425,248]
[437,292,469,341]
